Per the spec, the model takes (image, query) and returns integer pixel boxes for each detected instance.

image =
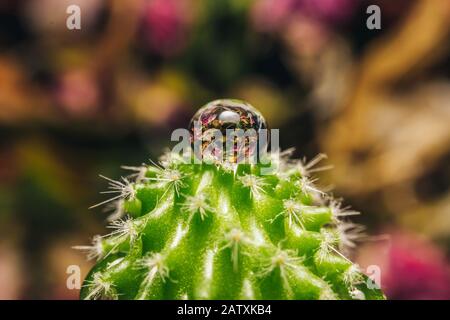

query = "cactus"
[78,100,385,300]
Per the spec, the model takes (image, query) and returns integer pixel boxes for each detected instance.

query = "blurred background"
[0,0,449,300]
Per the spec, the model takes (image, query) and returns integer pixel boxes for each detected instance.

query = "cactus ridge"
[79,151,385,300]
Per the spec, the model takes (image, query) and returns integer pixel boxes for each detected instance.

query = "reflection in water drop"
[189,99,269,164]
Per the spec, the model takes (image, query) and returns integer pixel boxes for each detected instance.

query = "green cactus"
[78,100,385,300]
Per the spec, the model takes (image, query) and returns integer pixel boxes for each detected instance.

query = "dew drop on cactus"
[78,99,385,300]
[189,99,267,133]
[189,99,268,163]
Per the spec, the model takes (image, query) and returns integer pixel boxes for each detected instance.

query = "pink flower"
[53,69,100,118]
[300,0,359,24]
[140,0,192,56]
[386,234,450,299]
[251,0,296,32]
[358,232,450,300]
[251,0,359,33]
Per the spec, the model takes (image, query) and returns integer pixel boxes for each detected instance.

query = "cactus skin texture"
[79,150,385,300]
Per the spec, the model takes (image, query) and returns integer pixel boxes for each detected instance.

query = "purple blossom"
[251,0,359,33]
[140,0,192,56]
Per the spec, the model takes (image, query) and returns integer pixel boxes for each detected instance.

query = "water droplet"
[189,99,268,163]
